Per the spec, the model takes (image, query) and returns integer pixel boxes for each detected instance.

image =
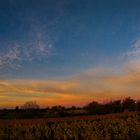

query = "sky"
[0,0,140,108]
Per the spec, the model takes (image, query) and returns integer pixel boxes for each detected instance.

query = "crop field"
[0,112,139,140]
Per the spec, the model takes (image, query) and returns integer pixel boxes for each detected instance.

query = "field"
[0,112,139,140]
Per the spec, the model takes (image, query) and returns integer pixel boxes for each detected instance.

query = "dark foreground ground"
[0,112,139,140]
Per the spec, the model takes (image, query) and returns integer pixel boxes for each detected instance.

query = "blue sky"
[1,0,140,107]
[0,0,140,79]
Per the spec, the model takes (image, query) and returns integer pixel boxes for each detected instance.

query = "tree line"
[0,97,140,119]
[84,97,140,115]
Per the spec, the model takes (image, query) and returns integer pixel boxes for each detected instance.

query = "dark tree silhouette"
[84,101,101,114]
[51,105,66,117]
[136,100,140,111]
[122,97,136,111]
[105,100,122,113]
[15,106,19,112]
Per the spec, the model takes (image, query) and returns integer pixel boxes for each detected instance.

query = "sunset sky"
[0,0,140,108]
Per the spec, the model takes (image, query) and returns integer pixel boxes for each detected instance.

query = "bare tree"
[21,101,40,109]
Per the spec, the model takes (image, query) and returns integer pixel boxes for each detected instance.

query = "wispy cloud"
[125,38,140,62]
[0,33,52,69]
[0,80,86,107]
[0,1,65,70]
[0,45,21,69]
[0,15,54,70]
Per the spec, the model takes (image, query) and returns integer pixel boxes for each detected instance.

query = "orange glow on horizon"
[1,64,140,108]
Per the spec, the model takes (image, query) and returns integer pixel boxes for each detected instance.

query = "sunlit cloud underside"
[1,54,140,108]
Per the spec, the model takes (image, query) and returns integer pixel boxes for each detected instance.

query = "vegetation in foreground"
[0,112,140,140]
[0,97,140,140]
